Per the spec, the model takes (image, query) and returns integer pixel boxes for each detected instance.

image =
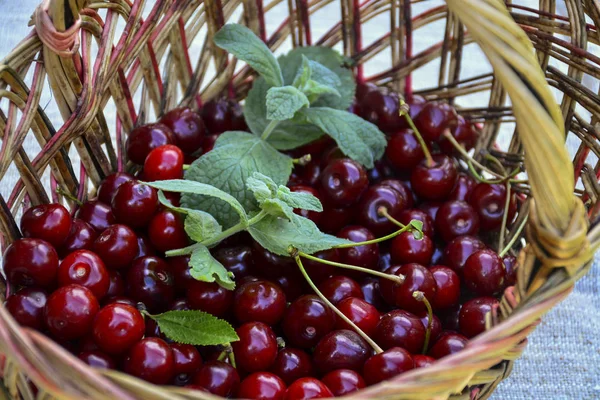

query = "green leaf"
[304,80,341,103]
[145,179,248,225]
[248,214,352,256]
[185,210,222,243]
[261,198,296,221]
[276,186,323,212]
[297,107,386,169]
[266,86,309,121]
[182,132,293,227]
[409,219,424,240]
[147,310,238,346]
[190,245,235,290]
[292,55,312,89]
[214,24,283,87]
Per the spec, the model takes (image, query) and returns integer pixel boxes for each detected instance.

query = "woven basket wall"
[0,0,598,399]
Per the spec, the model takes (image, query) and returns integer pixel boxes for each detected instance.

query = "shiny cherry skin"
[284,377,333,400]
[318,276,363,305]
[468,183,518,231]
[3,238,58,288]
[439,117,478,154]
[105,271,125,299]
[20,203,72,247]
[335,297,380,337]
[112,181,158,229]
[123,337,174,384]
[160,107,206,154]
[295,159,322,187]
[435,201,480,242]
[170,298,191,311]
[134,233,156,259]
[252,242,297,279]
[321,369,365,396]
[357,184,409,236]
[428,332,468,359]
[413,355,435,368]
[360,90,402,134]
[202,134,219,153]
[144,145,184,181]
[59,219,98,257]
[459,296,499,338]
[367,161,394,183]
[232,322,278,372]
[321,146,345,167]
[200,98,229,134]
[238,372,287,400]
[410,155,458,201]
[443,235,486,277]
[317,204,353,234]
[171,343,203,386]
[282,295,336,349]
[227,99,247,131]
[75,201,116,233]
[360,278,386,310]
[97,172,135,205]
[429,266,460,310]
[414,102,458,142]
[374,309,425,353]
[234,280,286,325]
[167,256,194,291]
[390,231,434,265]
[78,350,116,369]
[417,312,442,343]
[397,94,427,130]
[44,284,99,340]
[126,256,175,312]
[380,264,436,313]
[302,248,339,284]
[270,348,314,385]
[363,347,414,385]
[385,129,425,171]
[126,123,175,165]
[379,179,415,208]
[398,209,435,238]
[148,210,189,252]
[463,249,506,296]
[337,226,380,273]
[448,173,476,202]
[5,288,47,330]
[193,360,240,397]
[213,245,255,280]
[93,224,138,269]
[92,303,144,354]
[58,250,110,299]
[289,185,323,225]
[104,296,137,308]
[418,201,442,222]
[186,280,233,317]
[319,158,368,207]
[502,254,518,287]
[312,330,370,375]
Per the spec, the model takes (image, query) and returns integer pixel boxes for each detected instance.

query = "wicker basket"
[0,0,598,398]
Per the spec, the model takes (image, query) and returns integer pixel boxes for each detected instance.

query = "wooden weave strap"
[33,0,82,57]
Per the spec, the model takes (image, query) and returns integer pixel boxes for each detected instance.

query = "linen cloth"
[0,0,598,398]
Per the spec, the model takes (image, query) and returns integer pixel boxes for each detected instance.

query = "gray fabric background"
[0,0,598,398]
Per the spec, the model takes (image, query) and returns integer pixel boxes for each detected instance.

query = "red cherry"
[312,330,371,375]
[270,348,315,385]
[317,204,353,234]
[459,296,499,338]
[20,203,72,247]
[200,98,230,134]
[171,343,203,386]
[232,322,278,373]
[126,256,175,312]
[363,347,414,385]
[374,309,425,353]
[202,134,219,153]
[417,311,442,343]
[418,201,442,222]
[302,248,339,284]
[321,369,365,396]
[97,172,135,205]
[335,297,380,337]
[6,288,47,330]
[398,95,427,129]
[356,184,409,236]
[337,226,380,274]
[390,231,433,265]
[186,280,233,317]
[143,144,184,181]
[78,350,116,369]
[319,159,368,207]
[289,185,323,225]
[430,266,461,310]
[58,219,98,257]
[252,242,297,279]
[3,238,58,288]
[44,284,99,340]
[92,303,144,354]
[318,276,363,305]
[75,201,116,233]
[148,210,190,252]
[360,90,402,133]
[435,201,480,242]
[378,179,415,209]
[410,155,458,201]
[463,249,506,296]
[167,256,194,291]
[123,337,174,384]
[468,183,518,231]
[439,305,461,332]
[413,354,435,368]
[367,161,394,183]
[93,224,138,269]
[282,295,335,349]
[295,159,322,187]
[126,123,175,164]
[359,278,387,310]
[443,235,486,277]
[238,372,287,400]
[502,254,518,287]
[214,245,255,280]
[380,264,436,313]
[111,181,158,229]
[398,209,435,238]
[385,129,425,171]
[448,173,476,202]
[160,107,206,154]
[134,233,156,259]
[58,250,110,299]
[234,280,286,325]
[439,117,478,154]
[414,102,458,142]
[193,360,240,397]
[428,332,468,359]
[105,270,125,299]
[284,377,333,400]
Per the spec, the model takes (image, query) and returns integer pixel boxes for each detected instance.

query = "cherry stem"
[56,187,82,206]
[442,131,504,180]
[399,100,434,167]
[292,253,384,354]
[499,214,528,258]
[333,218,413,248]
[413,291,433,354]
[261,120,280,141]
[228,349,237,369]
[217,349,228,362]
[292,154,312,166]
[377,207,405,229]
[298,251,405,284]
[183,164,191,171]
[497,181,512,252]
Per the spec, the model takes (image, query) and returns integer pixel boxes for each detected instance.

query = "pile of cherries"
[2,86,519,399]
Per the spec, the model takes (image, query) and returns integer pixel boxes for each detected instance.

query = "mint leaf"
[147,310,238,346]
[297,107,386,168]
[261,198,296,221]
[248,214,352,256]
[292,55,312,89]
[246,173,322,214]
[185,210,222,243]
[266,86,309,121]
[183,132,293,227]
[214,24,283,87]
[276,186,323,212]
[246,174,277,203]
[190,245,235,290]
[304,80,341,103]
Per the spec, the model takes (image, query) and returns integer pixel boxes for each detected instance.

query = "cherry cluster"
[2,85,519,399]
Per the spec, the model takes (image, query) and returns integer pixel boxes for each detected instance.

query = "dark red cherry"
[227,99,247,131]
[44,284,99,340]
[459,296,499,338]
[75,201,116,233]
[232,322,278,372]
[439,117,478,154]
[439,305,462,331]
[186,280,233,318]
[134,233,156,259]
[171,343,203,386]
[367,161,394,183]
[317,204,352,234]
[321,146,345,168]
[78,350,116,369]
[6,288,47,330]
[312,330,370,375]
[202,134,219,153]
[92,303,145,354]
[20,203,72,247]
[335,297,380,337]
[282,295,335,349]
[144,144,184,181]
[435,201,480,242]
[289,185,323,225]
[270,348,314,385]
[302,248,340,284]
[363,347,414,385]
[398,94,427,129]
[214,245,255,280]
[170,298,191,311]
[374,309,425,353]
[126,123,175,165]
[378,179,414,209]
[398,209,435,238]
[413,355,435,368]
[296,159,322,187]
[469,183,518,231]
[319,159,368,207]
[200,98,230,134]
[252,242,297,279]
[58,219,98,257]
[126,256,175,312]
[123,337,174,384]
[97,172,135,205]
[357,184,409,236]
[429,266,460,310]
[284,377,333,400]
[360,278,386,310]
[418,202,442,222]
[502,254,518,287]
[414,102,458,142]
[428,332,468,359]
[385,129,425,171]
[321,369,365,396]
[238,372,287,400]
[104,296,137,308]
[337,226,380,274]
[193,360,240,397]
[148,210,189,252]
[443,235,486,277]
[105,271,125,299]
[318,276,363,305]
[168,256,194,290]
[463,249,506,296]
[58,250,110,299]
[234,280,286,325]
[417,312,442,343]
[160,107,206,154]
[360,90,402,133]
[411,155,458,201]
[112,181,158,229]
[355,82,378,100]
[390,231,433,265]
[448,173,476,202]
[3,238,58,288]
[93,224,138,270]
[380,264,436,313]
